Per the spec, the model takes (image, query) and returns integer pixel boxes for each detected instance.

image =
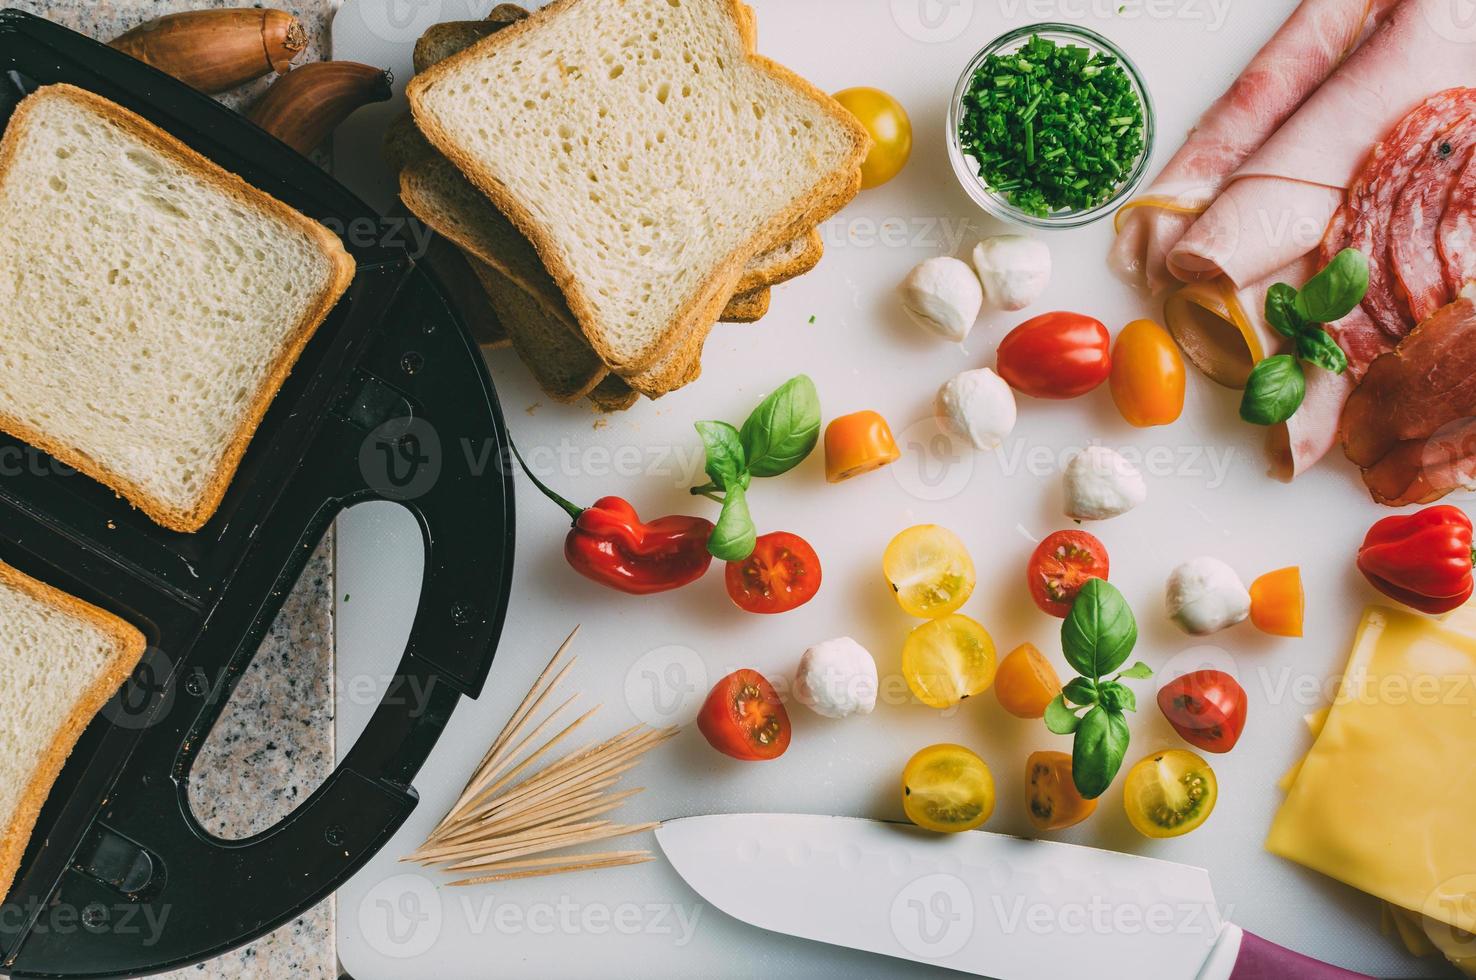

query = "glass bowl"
[947,22,1155,229]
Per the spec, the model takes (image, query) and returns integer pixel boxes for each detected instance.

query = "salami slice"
[1390,118,1476,324]
[1340,91,1476,339]
[1437,149,1476,295]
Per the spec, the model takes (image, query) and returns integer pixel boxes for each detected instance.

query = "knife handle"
[1226,927,1372,979]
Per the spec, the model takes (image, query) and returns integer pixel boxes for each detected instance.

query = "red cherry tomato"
[697,669,791,761]
[996,312,1112,399]
[1027,530,1110,618]
[1156,670,1248,754]
[725,532,822,614]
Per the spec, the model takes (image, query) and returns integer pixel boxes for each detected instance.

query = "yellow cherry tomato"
[902,743,995,832]
[1026,750,1098,831]
[901,614,996,708]
[883,525,976,618]
[825,410,901,483]
[833,87,912,189]
[1109,319,1186,428]
[1250,566,1304,637]
[994,643,1062,719]
[1122,749,1218,839]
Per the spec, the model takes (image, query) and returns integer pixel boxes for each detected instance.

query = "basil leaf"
[1294,248,1369,324]
[1239,355,1306,426]
[1116,661,1154,680]
[1044,694,1081,735]
[1072,705,1131,800]
[695,420,746,490]
[1062,677,1097,707]
[1098,681,1137,713]
[1061,579,1138,680]
[707,483,756,561]
[1296,329,1349,376]
[1264,282,1306,340]
[740,375,821,478]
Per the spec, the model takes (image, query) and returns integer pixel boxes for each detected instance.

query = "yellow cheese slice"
[1266,605,1476,934]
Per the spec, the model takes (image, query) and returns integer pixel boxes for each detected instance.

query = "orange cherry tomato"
[725,532,822,614]
[824,410,900,483]
[994,643,1062,719]
[1109,319,1186,427]
[1249,566,1304,637]
[697,669,791,761]
[1026,751,1098,831]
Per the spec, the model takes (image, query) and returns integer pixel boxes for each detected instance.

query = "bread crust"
[407,0,870,379]
[0,84,355,533]
[0,562,146,901]
[468,261,608,402]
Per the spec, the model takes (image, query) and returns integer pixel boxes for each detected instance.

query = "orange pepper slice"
[824,410,900,483]
[1250,566,1304,637]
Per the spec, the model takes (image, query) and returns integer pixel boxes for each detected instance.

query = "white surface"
[329,2,1447,977]
[656,813,1223,980]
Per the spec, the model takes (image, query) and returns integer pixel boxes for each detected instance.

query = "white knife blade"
[656,813,1227,980]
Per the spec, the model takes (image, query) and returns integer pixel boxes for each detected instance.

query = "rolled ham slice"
[1108,0,1395,295]
[1168,0,1476,288]
[1162,253,1354,480]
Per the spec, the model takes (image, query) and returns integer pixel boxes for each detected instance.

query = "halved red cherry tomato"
[1027,530,1110,618]
[725,532,822,614]
[996,312,1112,399]
[1156,670,1247,754]
[697,669,791,761]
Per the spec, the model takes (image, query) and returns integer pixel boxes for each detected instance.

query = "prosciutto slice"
[1107,0,1396,295]
[1168,0,1476,288]
[1341,294,1476,504]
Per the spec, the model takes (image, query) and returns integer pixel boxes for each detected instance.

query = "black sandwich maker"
[0,10,514,977]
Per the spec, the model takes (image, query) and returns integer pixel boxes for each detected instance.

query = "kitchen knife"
[656,813,1368,980]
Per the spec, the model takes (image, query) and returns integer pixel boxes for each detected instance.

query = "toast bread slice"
[408,0,869,378]
[468,259,607,402]
[720,288,770,323]
[0,84,354,532]
[0,562,146,899]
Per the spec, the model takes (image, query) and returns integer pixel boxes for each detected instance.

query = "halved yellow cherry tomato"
[883,525,976,618]
[832,87,912,189]
[1109,319,1186,428]
[1026,750,1097,830]
[1122,749,1218,839]
[902,743,995,832]
[1249,566,1304,637]
[994,643,1062,719]
[901,614,996,708]
[825,410,900,483]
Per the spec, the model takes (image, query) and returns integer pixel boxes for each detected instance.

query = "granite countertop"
[14,2,343,977]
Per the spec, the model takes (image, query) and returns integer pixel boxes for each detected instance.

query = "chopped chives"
[957,33,1145,216]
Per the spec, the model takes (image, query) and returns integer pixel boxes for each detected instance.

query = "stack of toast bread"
[390,0,869,409]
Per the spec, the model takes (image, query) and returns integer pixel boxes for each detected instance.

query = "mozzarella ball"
[1063,446,1147,521]
[1166,558,1252,635]
[936,368,1017,451]
[898,257,983,342]
[794,638,878,719]
[972,235,1051,311]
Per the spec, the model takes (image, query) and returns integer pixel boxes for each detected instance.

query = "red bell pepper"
[1357,505,1475,614]
[510,443,713,595]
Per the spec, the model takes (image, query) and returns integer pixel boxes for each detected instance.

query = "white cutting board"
[328,2,1448,977]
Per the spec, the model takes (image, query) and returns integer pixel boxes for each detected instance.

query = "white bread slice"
[413,7,529,74]
[408,0,869,379]
[0,85,355,532]
[586,374,639,413]
[0,562,146,899]
[468,259,607,402]
[720,288,769,323]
